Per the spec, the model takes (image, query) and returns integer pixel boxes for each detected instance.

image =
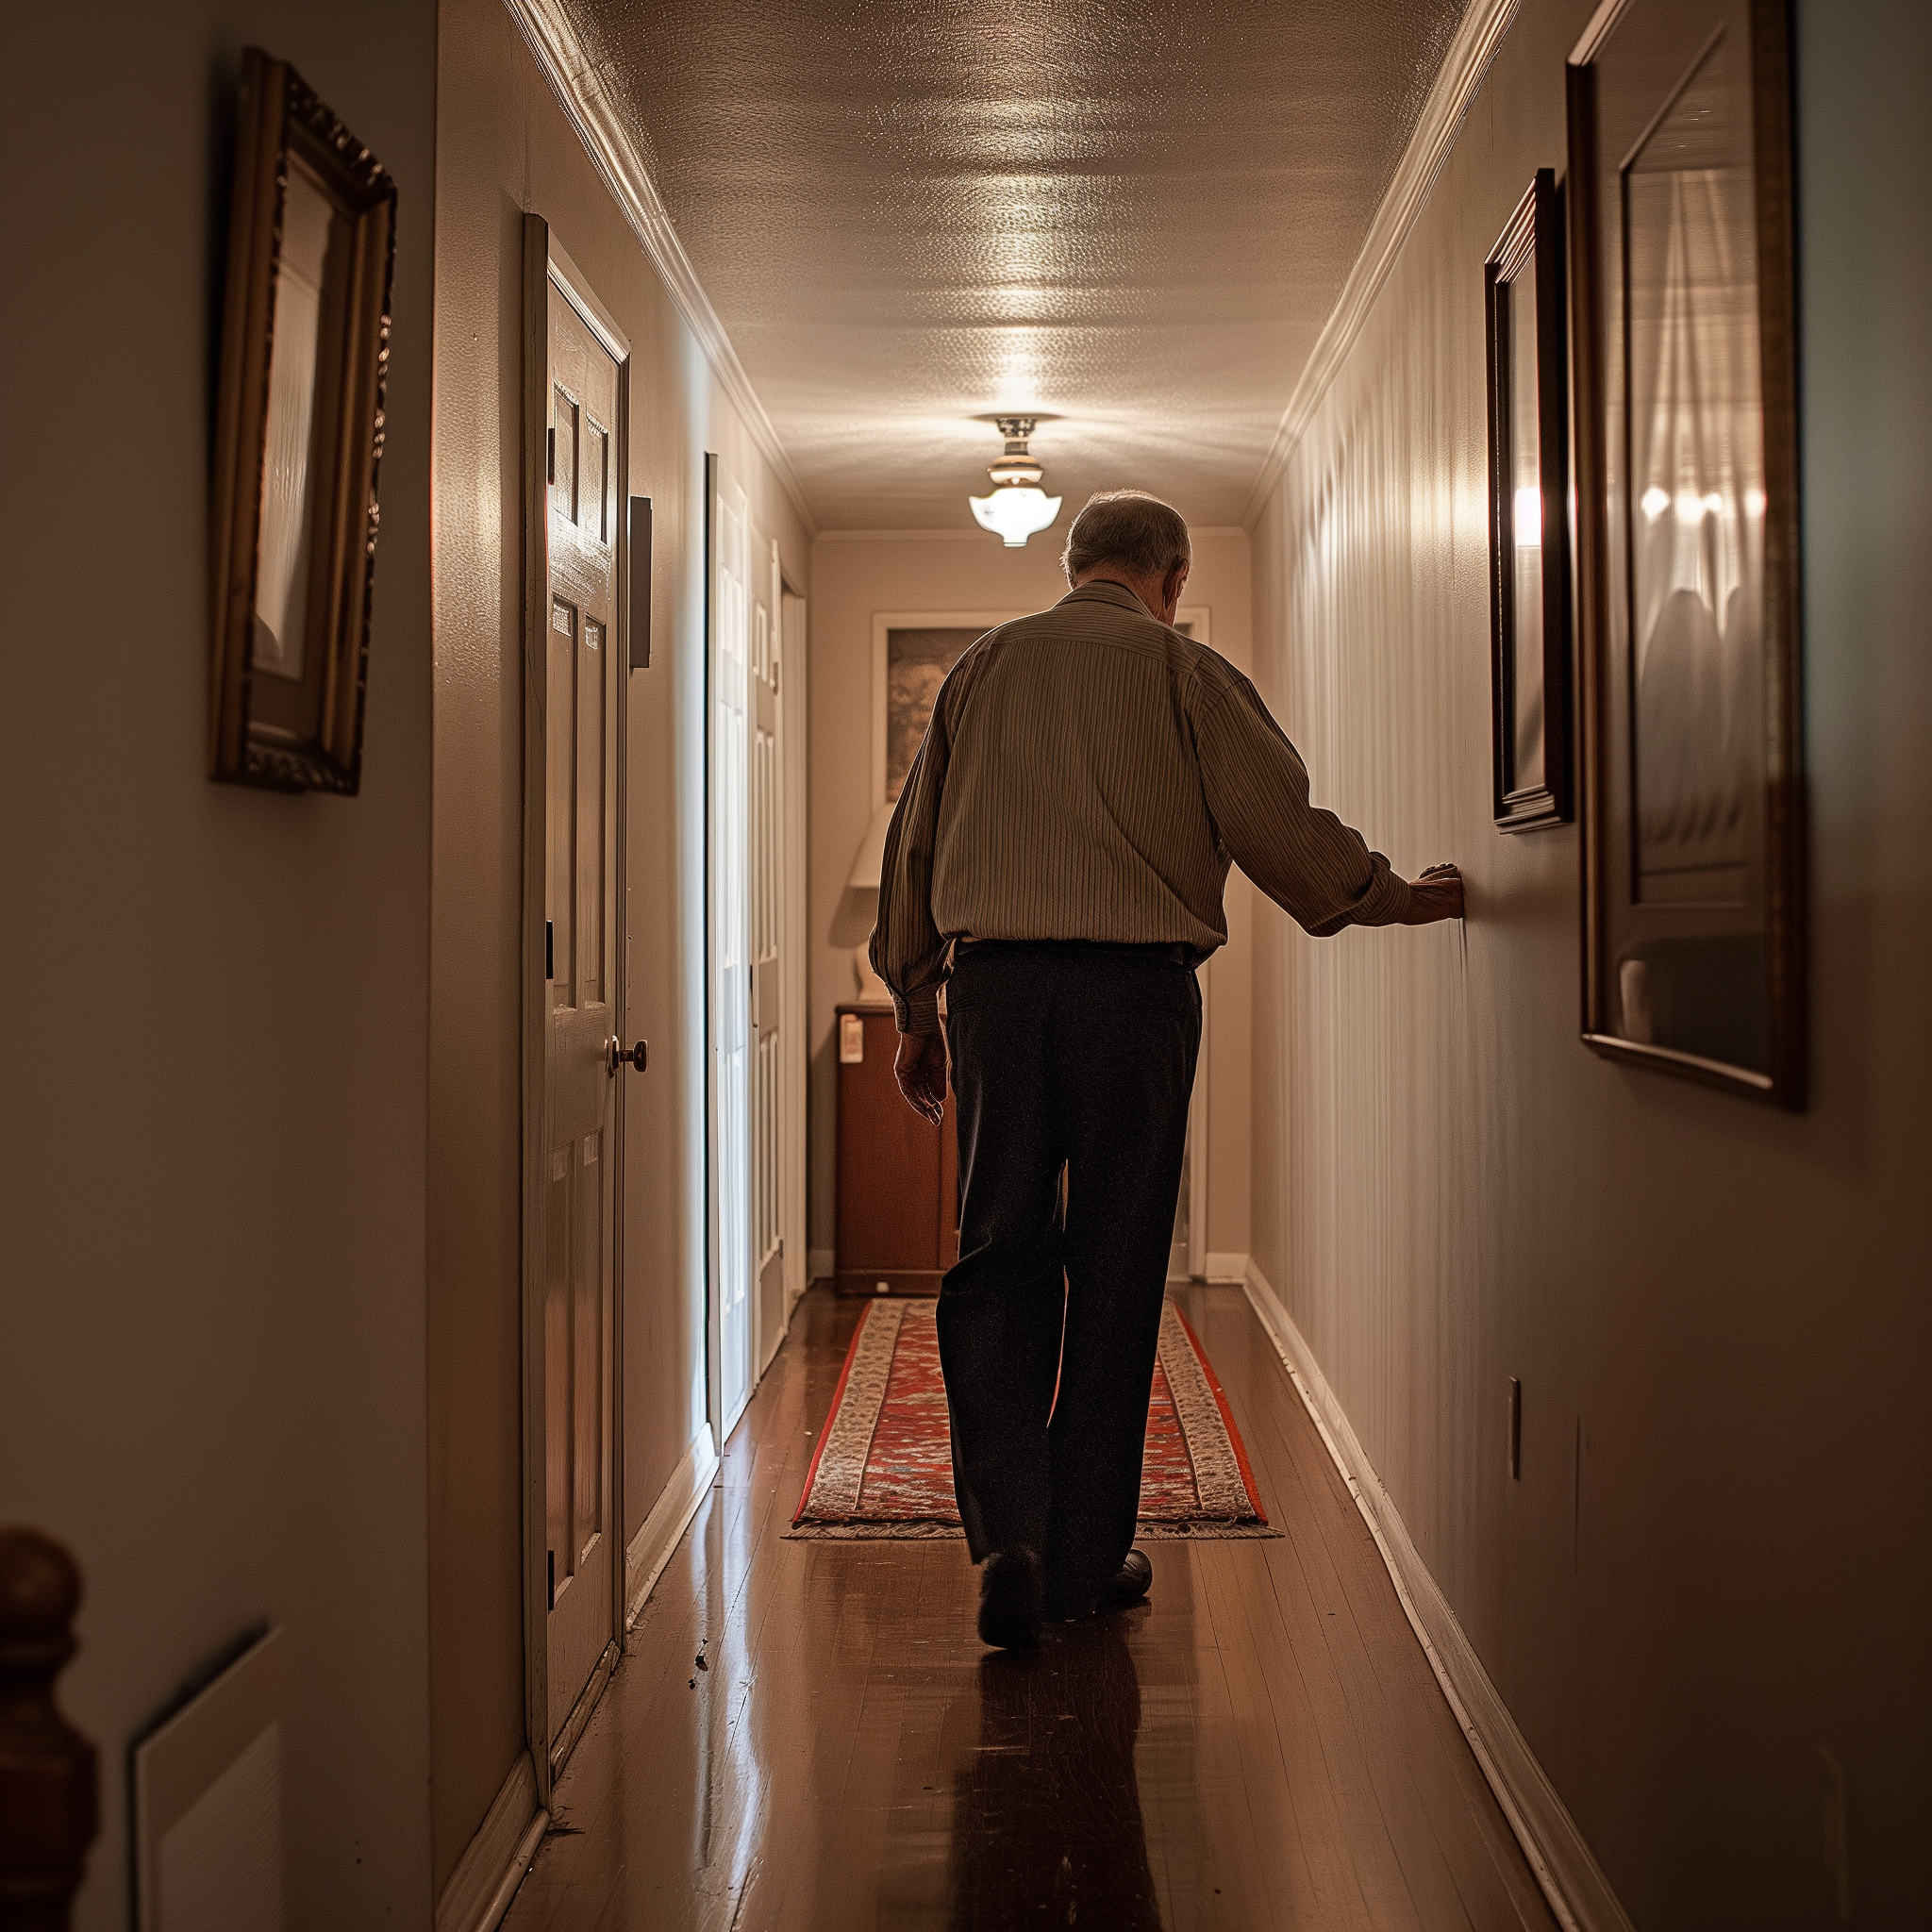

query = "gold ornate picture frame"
[209,47,397,793]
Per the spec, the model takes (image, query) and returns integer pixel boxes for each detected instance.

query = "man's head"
[1060,491,1192,625]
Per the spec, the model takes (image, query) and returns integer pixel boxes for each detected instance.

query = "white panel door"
[540,271,621,1746]
[710,469,754,1437]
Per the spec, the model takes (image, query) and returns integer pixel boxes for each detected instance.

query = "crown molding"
[1241,0,1523,527]
[814,526,1007,544]
[505,0,819,535]
[811,522,1252,545]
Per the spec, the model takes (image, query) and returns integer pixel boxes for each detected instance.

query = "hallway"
[503,1286,1555,1931]
[5,0,1928,1925]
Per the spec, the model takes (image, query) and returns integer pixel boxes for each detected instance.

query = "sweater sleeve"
[1194,675,1411,936]
[869,686,954,1034]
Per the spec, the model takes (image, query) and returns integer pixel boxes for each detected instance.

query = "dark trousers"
[940,942,1201,1603]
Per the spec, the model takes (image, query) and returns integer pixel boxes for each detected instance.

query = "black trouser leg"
[940,947,1199,1597]
[1049,978,1198,1599]
[938,957,1067,1564]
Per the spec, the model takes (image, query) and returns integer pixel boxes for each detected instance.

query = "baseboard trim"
[625,1423,720,1627]
[1239,1258,1636,1932]
[433,1751,548,1932]
[808,1246,836,1282]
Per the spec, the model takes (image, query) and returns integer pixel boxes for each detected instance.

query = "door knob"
[608,1037,648,1074]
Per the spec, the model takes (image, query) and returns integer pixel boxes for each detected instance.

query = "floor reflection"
[949,1617,1161,1930]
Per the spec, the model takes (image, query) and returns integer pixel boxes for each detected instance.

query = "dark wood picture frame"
[1485,169,1573,831]
[1567,0,1805,1107]
[209,47,397,793]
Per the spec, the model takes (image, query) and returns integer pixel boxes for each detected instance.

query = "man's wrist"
[894,984,943,1035]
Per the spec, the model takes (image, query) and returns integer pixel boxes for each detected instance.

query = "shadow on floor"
[950,1615,1161,1931]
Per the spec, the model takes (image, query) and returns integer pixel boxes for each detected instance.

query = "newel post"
[0,1529,97,1930]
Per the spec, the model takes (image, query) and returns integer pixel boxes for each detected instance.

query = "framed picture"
[868,605,1212,808]
[1567,0,1804,1106]
[209,47,398,792]
[1485,169,1572,831]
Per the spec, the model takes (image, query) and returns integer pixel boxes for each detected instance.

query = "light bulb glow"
[1513,486,1542,547]
[970,485,1061,547]
[1641,486,1670,521]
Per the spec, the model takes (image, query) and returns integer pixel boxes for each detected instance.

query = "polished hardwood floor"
[502,1284,1557,1931]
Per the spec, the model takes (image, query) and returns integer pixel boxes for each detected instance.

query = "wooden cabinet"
[834,1005,958,1294]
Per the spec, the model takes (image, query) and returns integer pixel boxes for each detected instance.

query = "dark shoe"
[978,1547,1043,1650]
[1096,1547,1152,1611]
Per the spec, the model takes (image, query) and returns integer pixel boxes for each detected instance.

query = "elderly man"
[872,490,1462,1650]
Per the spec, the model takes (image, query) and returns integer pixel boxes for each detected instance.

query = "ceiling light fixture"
[969,417,1061,548]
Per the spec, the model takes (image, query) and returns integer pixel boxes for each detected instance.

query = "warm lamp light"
[841,800,900,1005]
[968,417,1061,548]
[847,800,897,892]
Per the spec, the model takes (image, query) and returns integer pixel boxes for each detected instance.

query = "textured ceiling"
[564,0,1471,530]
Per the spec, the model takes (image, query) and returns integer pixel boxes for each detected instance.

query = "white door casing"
[749,534,786,1375]
[708,463,754,1440]
[778,591,809,1320]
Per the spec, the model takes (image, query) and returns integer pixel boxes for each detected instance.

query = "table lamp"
[837,800,898,1006]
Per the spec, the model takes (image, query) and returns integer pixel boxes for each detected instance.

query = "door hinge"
[546,1549,556,1611]
[545,920,555,981]
[546,426,557,484]
[772,657,779,694]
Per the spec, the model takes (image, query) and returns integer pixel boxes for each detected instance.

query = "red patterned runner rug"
[788,1298,1276,1539]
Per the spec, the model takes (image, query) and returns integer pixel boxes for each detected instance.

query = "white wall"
[1246,1,1930,1924]
[0,4,438,1924]
[807,528,1255,1271]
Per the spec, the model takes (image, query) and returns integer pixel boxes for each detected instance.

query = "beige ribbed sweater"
[872,579,1412,1033]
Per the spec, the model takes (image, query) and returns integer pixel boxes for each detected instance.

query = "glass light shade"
[969,485,1062,548]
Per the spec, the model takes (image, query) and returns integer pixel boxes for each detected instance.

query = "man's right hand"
[1400,862,1464,924]
[893,1030,948,1123]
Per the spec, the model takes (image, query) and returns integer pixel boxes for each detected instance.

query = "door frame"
[518,214,632,1802]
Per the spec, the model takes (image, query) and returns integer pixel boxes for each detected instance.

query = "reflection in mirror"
[253,160,339,683]
[1624,25,1764,914]
[1503,265,1545,795]
[1616,19,1771,1073]
[1484,168,1569,833]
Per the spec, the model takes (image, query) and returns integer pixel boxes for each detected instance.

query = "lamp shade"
[846,799,899,891]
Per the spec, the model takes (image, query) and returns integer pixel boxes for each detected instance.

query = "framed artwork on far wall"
[1568,0,1805,1106]
[1484,167,1572,832]
[209,47,398,793]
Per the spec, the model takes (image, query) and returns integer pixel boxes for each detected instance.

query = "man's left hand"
[1400,862,1465,924]
[893,1030,948,1124]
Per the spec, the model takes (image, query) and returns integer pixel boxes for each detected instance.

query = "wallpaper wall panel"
[1246,1,1930,1923]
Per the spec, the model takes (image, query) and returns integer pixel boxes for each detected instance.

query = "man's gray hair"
[1060,491,1191,582]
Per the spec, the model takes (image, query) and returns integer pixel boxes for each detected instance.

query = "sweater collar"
[1058,579,1155,619]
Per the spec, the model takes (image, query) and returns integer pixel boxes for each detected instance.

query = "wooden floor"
[503,1284,1557,1932]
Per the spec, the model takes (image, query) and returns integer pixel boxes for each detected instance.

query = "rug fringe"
[784,1518,1281,1541]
